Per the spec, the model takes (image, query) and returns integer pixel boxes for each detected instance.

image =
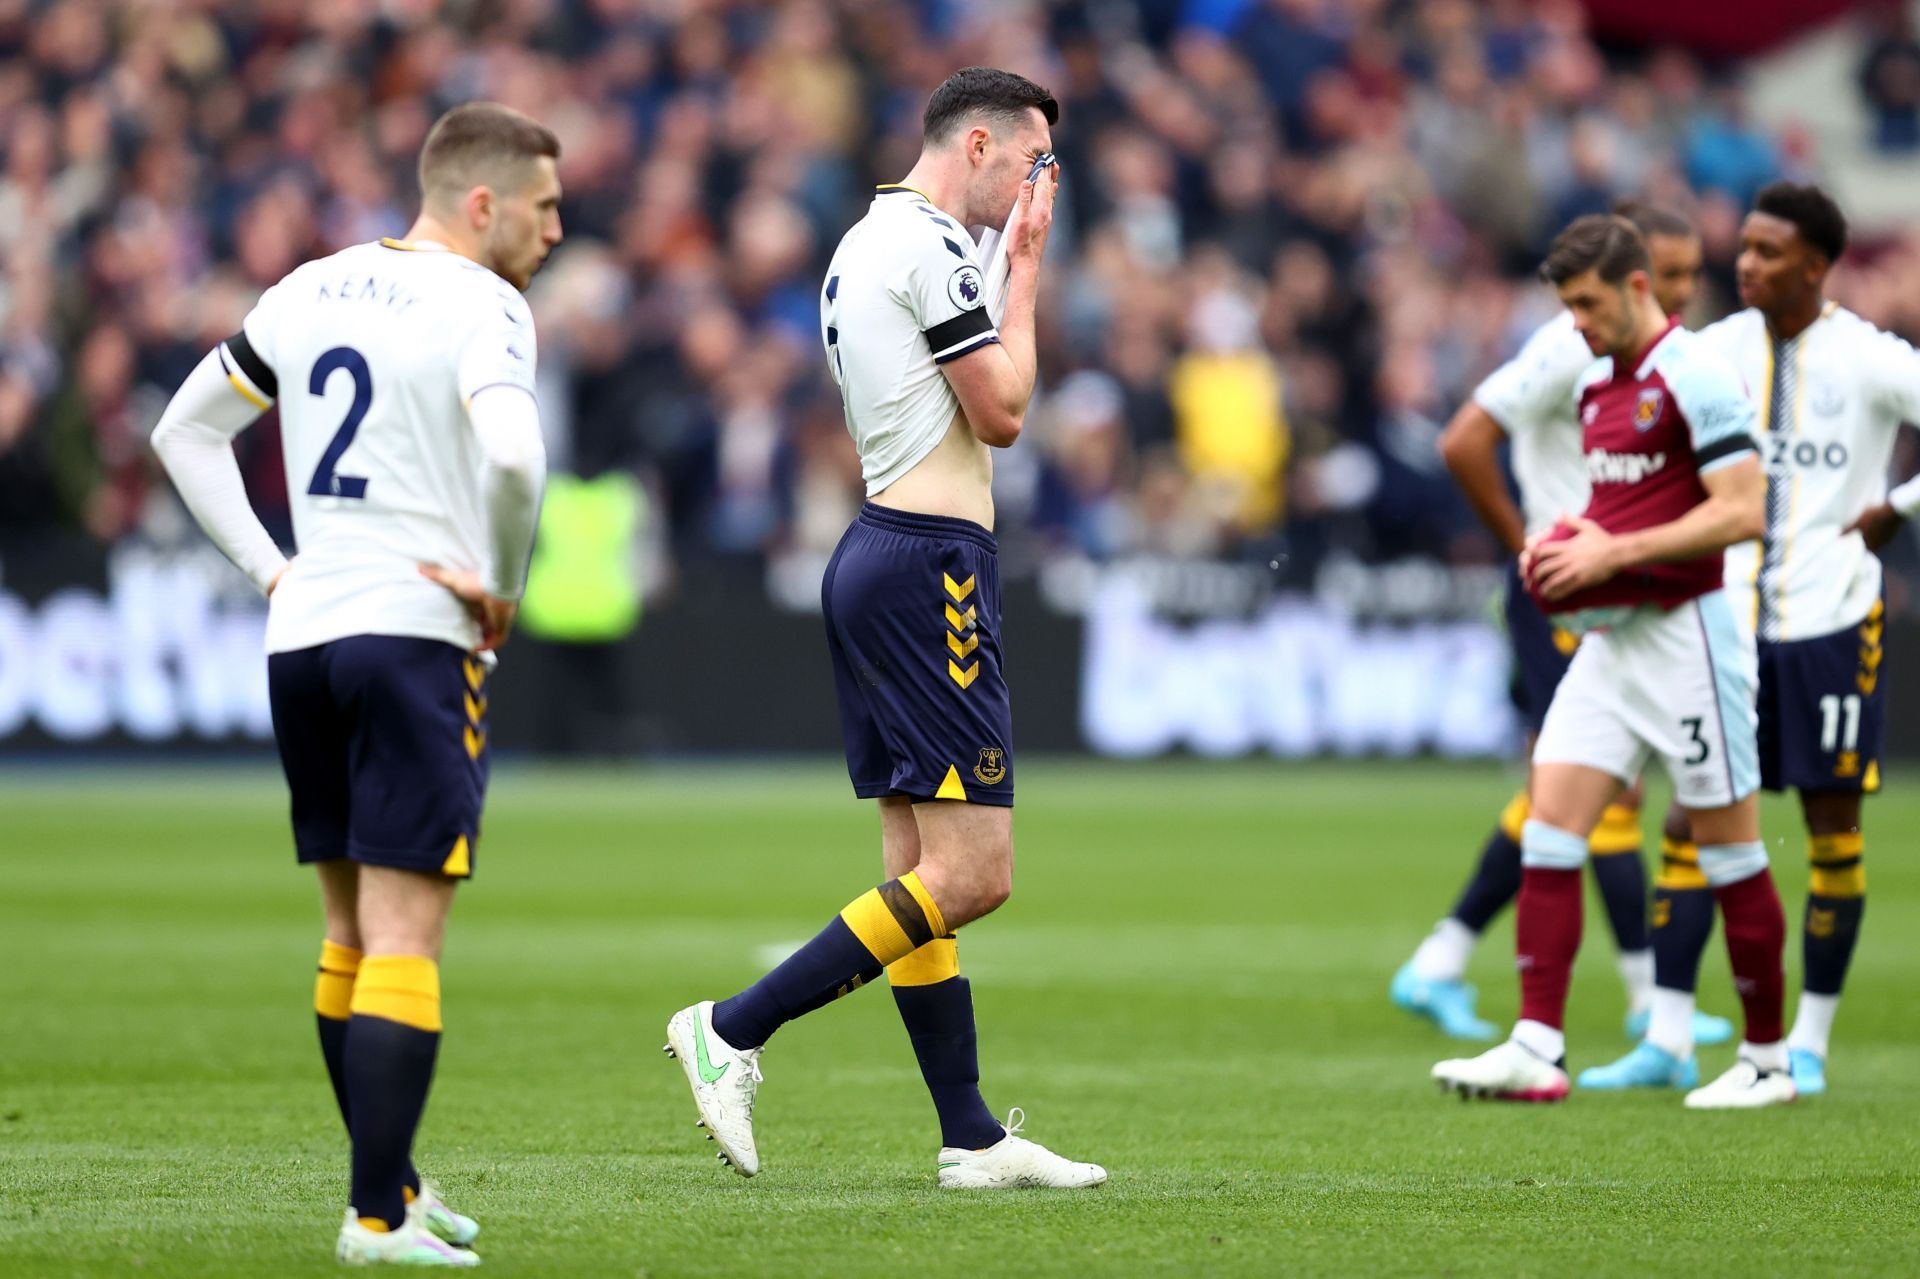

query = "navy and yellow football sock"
[315,942,422,1200]
[712,871,946,1052]
[1803,833,1865,998]
[1588,804,1650,952]
[345,955,442,1233]
[1651,837,1714,994]
[1448,793,1526,932]
[316,940,361,1130]
[889,935,1002,1150]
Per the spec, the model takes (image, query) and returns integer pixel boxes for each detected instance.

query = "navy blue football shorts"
[268,635,490,878]
[1504,559,1579,735]
[822,503,1014,807]
[1757,600,1885,795]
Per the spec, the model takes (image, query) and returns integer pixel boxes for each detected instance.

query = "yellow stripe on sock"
[841,888,917,965]
[1810,864,1865,897]
[1808,834,1865,897]
[350,955,442,1033]
[1498,792,1530,842]
[359,1218,393,1233]
[316,940,363,1021]
[1589,803,1644,855]
[898,871,948,939]
[1808,832,1864,864]
[888,936,960,987]
[1656,838,1708,891]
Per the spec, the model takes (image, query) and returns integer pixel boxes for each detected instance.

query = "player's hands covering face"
[1007,164,1058,271]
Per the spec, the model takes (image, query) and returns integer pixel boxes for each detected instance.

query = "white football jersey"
[820,185,999,495]
[223,238,537,654]
[1699,303,1920,641]
[1471,310,1596,537]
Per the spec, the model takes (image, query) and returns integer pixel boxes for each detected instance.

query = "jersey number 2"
[307,346,372,499]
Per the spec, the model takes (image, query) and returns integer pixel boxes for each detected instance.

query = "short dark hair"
[1611,199,1694,242]
[922,67,1058,145]
[1541,214,1650,287]
[419,102,560,206]
[1753,181,1848,264]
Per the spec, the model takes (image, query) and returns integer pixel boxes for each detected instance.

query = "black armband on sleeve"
[925,307,996,362]
[219,330,278,399]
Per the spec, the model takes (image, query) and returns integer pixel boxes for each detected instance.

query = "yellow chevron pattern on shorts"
[943,572,979,688]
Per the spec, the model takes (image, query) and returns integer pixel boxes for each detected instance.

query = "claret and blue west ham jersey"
[1541,322,1759,617]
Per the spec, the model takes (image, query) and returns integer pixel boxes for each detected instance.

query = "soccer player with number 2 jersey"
[153,102,561,1265]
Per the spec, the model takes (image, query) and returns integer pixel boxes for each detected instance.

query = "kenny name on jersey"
[225,239,537,655]
[1701,302,1920,641]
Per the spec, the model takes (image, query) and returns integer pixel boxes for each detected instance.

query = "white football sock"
[1645,986,1696,1060]
[1742,1039,1788,1073]
[1616,948,1654,1016]
[1512,1018,1566,1065]
[1787,992,1839,1059]
[1410,918,1476,983]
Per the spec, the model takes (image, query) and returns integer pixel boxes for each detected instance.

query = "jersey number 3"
[307,346,373,499]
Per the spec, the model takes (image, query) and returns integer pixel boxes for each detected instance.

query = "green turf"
[2,759,1915,1277]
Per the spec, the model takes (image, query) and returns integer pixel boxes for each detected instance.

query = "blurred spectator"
[0,0,1896,589]
[1859,7,1920,153]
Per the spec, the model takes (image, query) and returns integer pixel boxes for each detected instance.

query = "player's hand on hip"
[419,563,519,652]
[1845,501,1904,552]
[1532,514,1618,600]
[1008,166,1057,269]
[266,560,292,598]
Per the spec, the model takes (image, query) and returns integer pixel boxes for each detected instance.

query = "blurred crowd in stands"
[1,0,1917,597]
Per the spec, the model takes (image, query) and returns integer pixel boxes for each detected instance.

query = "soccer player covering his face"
[151,102,561,1264]
[664,68,1105,1189]
[1594,183,1920,1097]
[1394,202,1733,1053]
[1431,215,1795,1110]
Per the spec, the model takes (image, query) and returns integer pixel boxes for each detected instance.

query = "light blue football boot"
[1789,1048,1827,1096]
[1577,1040,1699,1090]
[1624,1006,1734,1046]
[1391,960,1499,1041]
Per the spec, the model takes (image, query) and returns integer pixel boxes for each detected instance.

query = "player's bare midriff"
[868,408,996,530]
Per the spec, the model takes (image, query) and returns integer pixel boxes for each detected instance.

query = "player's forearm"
[1439,412,1525,553]
[1608,494,1763,569]
[151,350,288,594]
[992,261,1041,424]
[468,384,547,600]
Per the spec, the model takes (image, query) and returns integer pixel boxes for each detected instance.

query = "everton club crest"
[973,748,1007,785]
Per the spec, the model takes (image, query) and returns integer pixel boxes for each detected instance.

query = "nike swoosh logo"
[694,1018,730,1084]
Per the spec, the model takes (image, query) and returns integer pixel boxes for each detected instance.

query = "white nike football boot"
[336,1210,480,1267]
[1432,1039,1570,1102]
[412,1181,478,1248]
[1684,1058,1797,1110]
[664,1000,763,1177]
[936,1109,1107,1189]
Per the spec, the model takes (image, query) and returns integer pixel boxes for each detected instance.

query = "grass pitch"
[2,759,1916,1277]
